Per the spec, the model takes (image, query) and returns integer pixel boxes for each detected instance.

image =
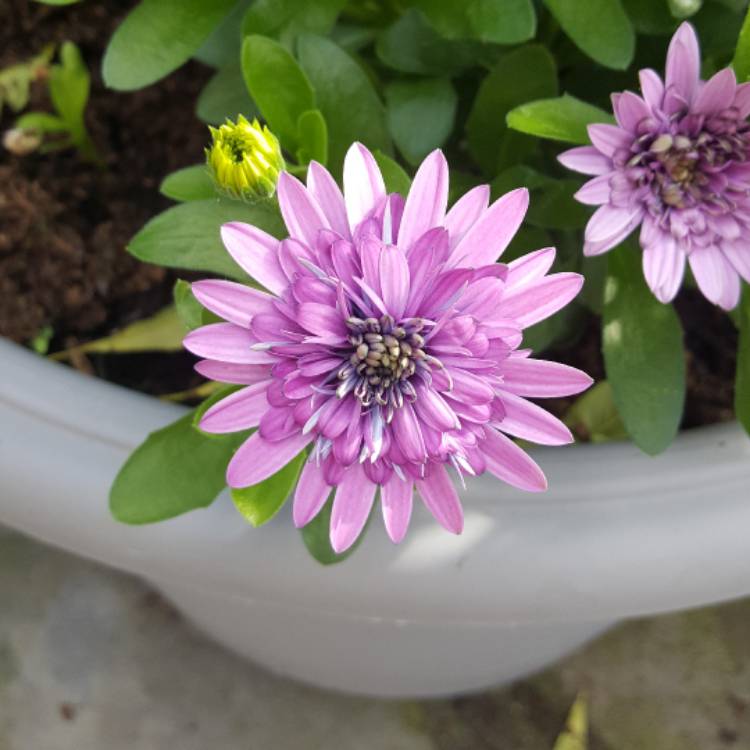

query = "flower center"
[335,314,429,412]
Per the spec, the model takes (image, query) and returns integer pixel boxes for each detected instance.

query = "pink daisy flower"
[559,22,750,310]
[184,143,591,552]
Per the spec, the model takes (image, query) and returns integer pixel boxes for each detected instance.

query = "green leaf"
[53,306,185,359]
[373,150,412,195]
[543,0,635,70]
[467,45,557,175]
[506,93,614,144]
[15,112,67,133]
[194,0,252,68]
[526,179,591,230]
[385,78,456,166]
[667,0,702,19]
[173,280,205,331]
[407,0,536,44]
[241,34,314,151]
[733,4,750,82]
[196,63,258,125]
[231,451,305,526]
[553,693,588,750]
[110,411,243,524]
[523,303,583,354]
[192,385,243,437]
[242,0,347,41]
[300,495,369,565]
[735,286,750,435]
[296,108,328,165]
[48,42,88,137]
[603,242,686,455]
[297,34,391,176]
[375,10,481,76]
[564,381,628,443]
[128,199,285,281]
[160,165,216,202]
[102,0,237,91]
[622,0,676,35]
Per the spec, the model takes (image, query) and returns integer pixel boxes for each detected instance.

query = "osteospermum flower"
[184,143,592,552]
[559,22,750,310]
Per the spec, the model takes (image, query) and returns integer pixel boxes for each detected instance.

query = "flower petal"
[330,463,377,553]
[413,383,460,431]
[379,245,410,319]
[689,245,741,310]
[612,91,651,132]
[298,302,347,340]
[184,323,274,364]
[307,160,350,239]
[444,184,490,249]
[293,459,331,527]
[505,247,556,290]
[226,431,312,489]
[665,22,701,103]
[343,142,386,234]
[584,204,642,253]
[449,188,529,267]
[416,464,463,534]
[495,391,573,446]
[694,67,737,115]
[723,240,750,284]
[391,401,426,463]
[587,124,631,158]
[191,280,274,328]
[397,149,449,251]
[195,360,272,385]
[381,475,414,544]
[501,273,583,329]
[574,175,611,205]
[199,381,271,434]
[501,357,593,398]
[481,428,547,492]
[277,171,330,248]
[558,146,612,176]
[220,222,286,295]
[639,68,664,110]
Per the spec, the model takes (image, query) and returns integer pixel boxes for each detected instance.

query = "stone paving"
[0,525,748,750]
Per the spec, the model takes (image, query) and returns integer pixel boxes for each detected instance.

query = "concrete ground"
[0,525,748,750]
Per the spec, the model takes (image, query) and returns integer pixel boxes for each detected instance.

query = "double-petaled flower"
[185,143,591,551]
[560,22,750,310]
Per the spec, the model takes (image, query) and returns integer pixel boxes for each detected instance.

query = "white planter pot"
[1,338,749,698]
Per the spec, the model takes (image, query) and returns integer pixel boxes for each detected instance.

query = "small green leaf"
[733,4,750,82]
[603,242,686,455]
[667,0,702,19]
[300,495,369,565]
[241,35,314,151]
[526,179,591,230]
[543,0,635,70]
[48,42,90,142]
[173,280,205,331]
[15,112,67,133]
[506,93,614,144]
[103,0,237,90]
[553,693,588,750]
[296,108,328,166]
[196,63,258,125]
[241,0,347,41]
[128,199,285,281]
[160,165,217,202]
[385,77,456,166]
[735,286,750,435]
[110,411,243,524]
[231,451,305,526]
[53,306,185,360]
[29,325,54,355]
[373,150,412,196]
[467,45,557,175]
[297,34,391,176]
[565,381,628,443]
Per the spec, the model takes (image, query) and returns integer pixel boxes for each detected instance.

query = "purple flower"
[560,22,750,310]
[185,143,591,552]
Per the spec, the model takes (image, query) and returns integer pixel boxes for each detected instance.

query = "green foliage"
[733,3,750,81]
[160,165,217,202]
[197,63,258,125]
[297,34,391,176]
[300,495,369,565]
[385,77,456,165]
[506,94,614,144]
[242,0,347,43]
[231,451,306,526]
[128,199,285,281]
[467,45,557,175]
[103,0,237,90]
[241,35,314,151]
[564,382,628,443]
[173,280,207,331]
[552,693,588,750]
[0,45,53,116]
[110,411,244,524]
[603,243,686,455]
[735,286,750,436]
[543,0,635,69]
[296,108,328,165]
[373,150,412,195]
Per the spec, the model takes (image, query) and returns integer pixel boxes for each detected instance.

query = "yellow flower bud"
[205,116,284,202]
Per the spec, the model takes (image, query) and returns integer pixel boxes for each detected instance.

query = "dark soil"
[0,0,209,351]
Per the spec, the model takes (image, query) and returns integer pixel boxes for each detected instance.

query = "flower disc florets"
[206,115,284,202]
[185,143,592,551]
[560,22,750,310]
